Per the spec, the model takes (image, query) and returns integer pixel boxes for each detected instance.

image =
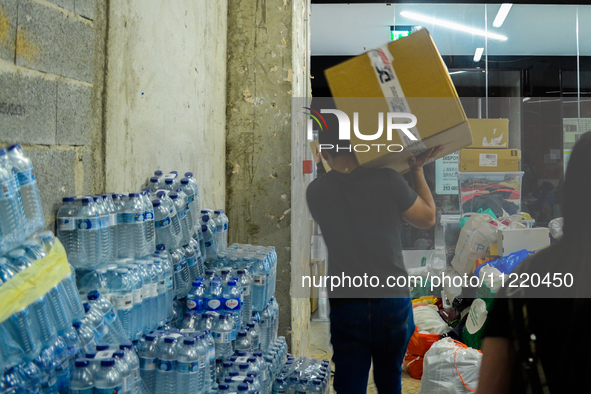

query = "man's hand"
[408,145,445,171]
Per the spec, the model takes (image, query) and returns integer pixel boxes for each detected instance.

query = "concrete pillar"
[226,0,311,355]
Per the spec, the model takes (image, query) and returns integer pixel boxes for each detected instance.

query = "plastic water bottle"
[73,320,96,356]
[112,194,128,259]
[176,338,203,394]
[220,211,229,251]
[206,278,224,314]
[152,257,168,328]
[47,282,73,335]
[155,337,178,394]
[183,243,199,282]
[271,297,280,344]
[113,350,134,394]
[202,329,216,389]
[106,268,134,339]
[213,314,234,361]
[155,245,174,323]
[201,225,218,265]
[95,358,123,394]
[236,269,253,326]
[141,190,156,254]
[69,359,95,393]
[82,302,110,344]
[122,194,148,259]
[212,211,225,252]
[170,193,190,247]
[148,177,160,193]
[173,247,191,298]
[119,343,140,394]
[138,335,159,394]
[273,378,288,394]
[88,290,129,343]
[251,256,267,312]
[153,200,176,251]
[76,198,101,269]
[197,225,207,263]
[56,197,78,264]
[102,194,119,261]
[156,191,182,248]
[0,148,23,254]
[144,261,160,332]
[6,144,44,235]
[93,196,112,264]
[223,281,242,331]
[184,173,201,220]
[235,331,252,352]
[187,280,206,314]
[125,264,144,340]
[246,323,260,351]
[189,233,205,277]
[180,178,197,230]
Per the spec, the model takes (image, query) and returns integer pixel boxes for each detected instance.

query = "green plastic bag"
[462,287,496,350]
[459,208,497,229]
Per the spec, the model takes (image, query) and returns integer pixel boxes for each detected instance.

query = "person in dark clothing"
[306,125,443,394]
[478,131,591,394]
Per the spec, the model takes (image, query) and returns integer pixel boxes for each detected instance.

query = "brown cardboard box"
[459,149,521,172]
[467,119,509,149]
[324,29,473,174]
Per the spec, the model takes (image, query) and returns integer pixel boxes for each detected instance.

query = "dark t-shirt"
[306,166,417,300]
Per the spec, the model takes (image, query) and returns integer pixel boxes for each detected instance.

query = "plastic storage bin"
[458,172,524,218]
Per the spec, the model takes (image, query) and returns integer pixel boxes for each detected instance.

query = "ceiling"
[311,3,591,56]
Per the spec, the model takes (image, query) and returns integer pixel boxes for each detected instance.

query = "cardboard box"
[324,29,473,174]
[459,149,521,172]
[467,119,509,149]
[496,228,550,256]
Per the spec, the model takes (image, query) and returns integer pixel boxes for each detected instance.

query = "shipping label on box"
[467,119,509,149]
[324,29,473,174]
[459,149,521,172]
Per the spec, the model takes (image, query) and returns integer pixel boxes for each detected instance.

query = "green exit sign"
[390,25,419,41]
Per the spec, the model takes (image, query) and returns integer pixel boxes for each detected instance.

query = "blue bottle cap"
[7,144,21,151]
[152,200,161,207]
[183,338,195,345]
[236,351,247,357]
[83,303,91,313]
[85,353,96,359]
[169,193,178,199]
[156,191,166,198]
[313,379,322,385]
[165,178,174,184]
[74,359,89,368]
[247,323,255,329]
[164,337,176,344]
[154,170,163,176]
[185,172,193,177]
[87,290,100,300]
[156,244,166,251]
[229,370,239,377]
[170,171,178,174]
[150,177,159,183]
[218,384,229,390]
[214,210,222,214]
[119,343,133,350]
[192,281,203,287]
[72,321,82,329]
[145,335,157,342]
[228,280,237,286]
[196,277,205,282]
[206,269,215,275]
[238,331,247,337]
[181,178,189,185]
[276,378,285,384]
[238,363,249,370]
[247,357,256,363]
[218,314,228,320]
[96,344,110,351]
[237,384,249,391]
[113,351,125,359]
[237,269,246,275]
[202,215,210,221]
[100,359,116,367]
[247,372,257,378]
[81,197,92,204]
[244,377,254,384]
[62,197,74,202]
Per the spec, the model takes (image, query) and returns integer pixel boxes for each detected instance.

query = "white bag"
[418,338,482,394]
[413,305,449,335]
[451,214,500,275]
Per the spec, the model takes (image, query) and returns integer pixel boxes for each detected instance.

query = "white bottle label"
[76,217,100,230]
[112,293,133,310]
[132,289,142,305]
[150,282,158,298]
[57,218,76,231]
[122,213,146,223]
[142,285,150,300]
[254,275,266,285]
[110,213,118,226]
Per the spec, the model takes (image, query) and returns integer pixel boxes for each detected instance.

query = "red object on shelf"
[303,160,313,174]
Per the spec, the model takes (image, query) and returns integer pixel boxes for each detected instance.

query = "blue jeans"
[329,298,415,394]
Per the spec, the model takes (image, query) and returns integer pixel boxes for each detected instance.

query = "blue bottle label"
[145,210,154,220]
[57,217,76,231]
[122,213,146,223]
[224,223,228,230]
[117,212,125,223]
[174,263,183,272]
[139,357,157,370]
[157,359,175,371]
[189,195,195,203]
[95,387,122,394]
[186,256,196,267]
[166,276,173,290]
[76,217,100,230]
[16,169,35,186]
[177,361,199,374]
[206,297,222,311]
[155,216,171,228]
[104,307,116,323]
[205,241,212,247]
[100,215,109,228]
[177,208,186,220]
[70,389,95,394]
[224,298,241,311]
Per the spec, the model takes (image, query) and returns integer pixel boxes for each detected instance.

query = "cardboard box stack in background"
[324,29,473,174]
[459,119,521,171]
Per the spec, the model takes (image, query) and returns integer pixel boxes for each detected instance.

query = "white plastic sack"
[451,214,501,275]
[413,305,449,335]
[478,265,507,293]
[549,217,564,240]
[442,268,462,304]
[418,338,482,394]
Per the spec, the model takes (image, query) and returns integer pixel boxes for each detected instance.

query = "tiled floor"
[309,321,421,394]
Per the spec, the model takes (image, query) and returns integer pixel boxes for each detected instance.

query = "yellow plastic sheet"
[0,239,71,324]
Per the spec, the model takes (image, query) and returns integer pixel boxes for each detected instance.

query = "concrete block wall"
[0,0,107,231]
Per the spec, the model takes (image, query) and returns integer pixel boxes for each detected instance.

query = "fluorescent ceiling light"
[400,11,508,41]
[473,47,484,62]
[493,4,513,28]
[449,71,466,75]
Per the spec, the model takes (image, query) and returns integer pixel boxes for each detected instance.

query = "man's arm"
[401,146,443,229]
[477,337,516,394]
